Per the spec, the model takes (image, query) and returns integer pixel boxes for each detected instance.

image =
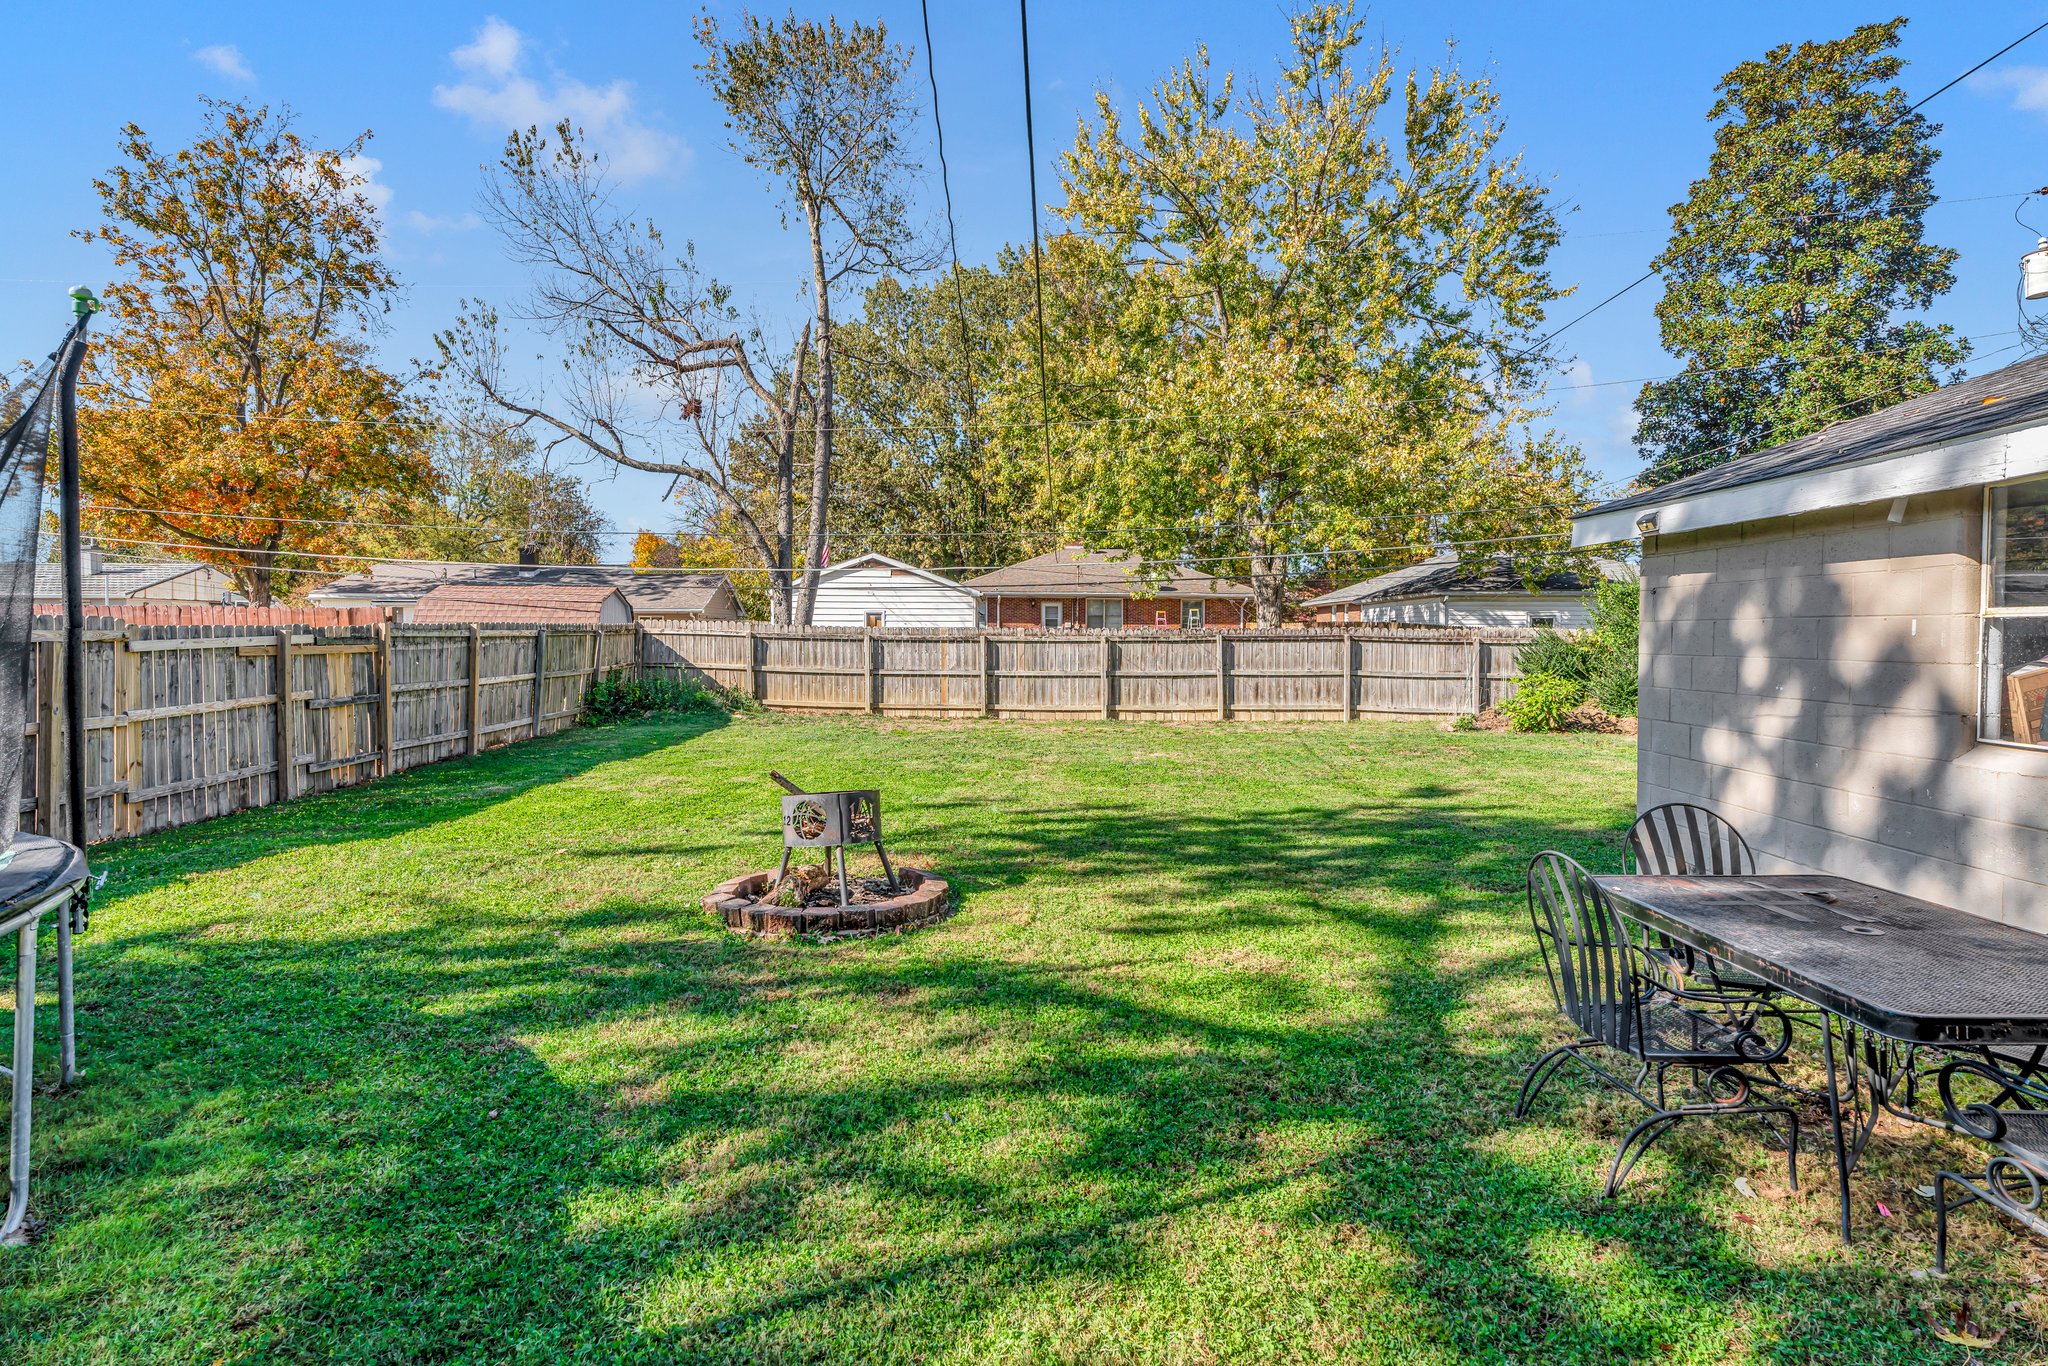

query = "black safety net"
[0,350,62,849]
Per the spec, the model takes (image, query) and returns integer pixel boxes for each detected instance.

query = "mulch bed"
[1470,704,1637,736]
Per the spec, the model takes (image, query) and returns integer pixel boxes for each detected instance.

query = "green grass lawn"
[1,711,2040,1363]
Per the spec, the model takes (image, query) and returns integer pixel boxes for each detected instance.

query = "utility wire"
[1513,17,2048,359]
[920,0,978,425]
[1018,0,1056,506]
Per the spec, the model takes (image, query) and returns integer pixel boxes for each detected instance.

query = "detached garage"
[810,553,979,628]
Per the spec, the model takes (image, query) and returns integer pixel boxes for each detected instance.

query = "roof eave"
[1572,420,2048,548]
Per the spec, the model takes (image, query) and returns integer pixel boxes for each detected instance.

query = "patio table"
[1594,872,2048,1242]
[1,835,89,1246]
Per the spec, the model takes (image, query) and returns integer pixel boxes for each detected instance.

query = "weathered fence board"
[641,623,1536,724]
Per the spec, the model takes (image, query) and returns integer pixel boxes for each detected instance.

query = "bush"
[581,669,727,722]
[1515,627,1593,685]
[1502,673,1585,732]
[1584,578,1641,717]
[1589,660,1638,716]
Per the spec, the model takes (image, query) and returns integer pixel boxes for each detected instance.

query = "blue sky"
[7,3,2048,550]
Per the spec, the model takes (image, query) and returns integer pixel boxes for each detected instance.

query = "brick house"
[961,546,1255,629]
[1570,351,2048,929]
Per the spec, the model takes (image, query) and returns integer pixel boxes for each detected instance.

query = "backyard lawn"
[1,711,2041,1363]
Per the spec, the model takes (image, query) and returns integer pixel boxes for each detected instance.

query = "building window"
[1984,476,2048,746]
[1041,601,1063,630]
[976,599,988,627]
[1085,597,1124,630]
[1530,613,1559,629]
[1182,602,1205,630]
[866,612,885,628]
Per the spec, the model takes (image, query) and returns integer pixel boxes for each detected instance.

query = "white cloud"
[193,43,254,83]
[1969,66,2048,117]
[340,154,394,212]
[405,209,482,234]
[433,17,684,182]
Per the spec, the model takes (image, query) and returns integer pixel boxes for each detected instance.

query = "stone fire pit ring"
[704,866,950,937]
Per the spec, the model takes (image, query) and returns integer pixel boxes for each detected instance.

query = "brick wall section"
[985,594,1249,628]
[1638,486,2048,929]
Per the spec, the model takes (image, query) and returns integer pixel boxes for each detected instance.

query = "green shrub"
[580,669,727,722]
[1589,661,1638,716]
[1583,578,1641,717]
[1502,673,1585,732]
[1516,628,1593,684]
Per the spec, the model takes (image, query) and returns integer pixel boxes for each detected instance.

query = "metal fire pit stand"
[769,770,899,908]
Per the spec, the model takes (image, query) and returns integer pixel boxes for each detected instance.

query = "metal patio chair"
[1932,1053,2048,1271]
[1517,850,1801,1197]
[1625,803,1775,998]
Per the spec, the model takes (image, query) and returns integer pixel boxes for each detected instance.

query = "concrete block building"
[1572,353,2048,929]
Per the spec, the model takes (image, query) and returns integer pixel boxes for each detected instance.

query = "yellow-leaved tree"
[78,99,433,604]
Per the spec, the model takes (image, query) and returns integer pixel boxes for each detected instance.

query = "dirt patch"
[1470,704,1637,736]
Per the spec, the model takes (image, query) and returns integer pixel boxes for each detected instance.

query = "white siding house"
[810,553,979,628]
[1301,552,1632,628]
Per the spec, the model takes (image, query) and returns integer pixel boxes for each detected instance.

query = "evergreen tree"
[1634,17,1966,487]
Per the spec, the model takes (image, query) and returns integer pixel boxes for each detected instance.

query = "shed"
[809,553,978,628]
[410,583,634,626]
[34,547,241,611]
[1300,552,1633,628]
[1571,351,2048,928]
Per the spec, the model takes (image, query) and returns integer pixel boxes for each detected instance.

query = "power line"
[1513,17,2048,358]
[1018,0,1056,505]
[920,0,979,426]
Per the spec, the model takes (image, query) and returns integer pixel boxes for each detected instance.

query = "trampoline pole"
[54,301,93,1088]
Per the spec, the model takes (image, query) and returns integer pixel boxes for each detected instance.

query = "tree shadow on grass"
[2,729,2009,1363]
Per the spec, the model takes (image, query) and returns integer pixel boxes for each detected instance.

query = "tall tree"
[696,9,930,622]
[438,123,816,622]
[78,99,432,604]
[362,424,607,566]
[1634,17,1967,487]
[1044,3,1587,624]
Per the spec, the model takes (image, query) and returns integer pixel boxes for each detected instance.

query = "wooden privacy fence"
[642,623,1536,723]
[22,621,639,844]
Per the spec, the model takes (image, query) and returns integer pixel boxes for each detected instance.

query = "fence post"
[1342,632,1356,723]
[466,625,483,755]
[532,628,548,738]
[1100,632,1113,720]
[1469,636,1484,715]
[745,621,762,701]
[115,627,140,836]
[379,625,397,778]
[1216,632,1229,722]
[864,629,878,714]
[274,627,297,802]
[981,631,994,718]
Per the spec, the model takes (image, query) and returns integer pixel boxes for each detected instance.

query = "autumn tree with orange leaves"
[77,99,433,604]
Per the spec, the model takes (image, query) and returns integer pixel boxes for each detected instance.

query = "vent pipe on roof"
[518,544,540,566]
[79,537,102,577]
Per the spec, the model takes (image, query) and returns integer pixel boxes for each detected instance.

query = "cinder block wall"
[1638,486,2048,929]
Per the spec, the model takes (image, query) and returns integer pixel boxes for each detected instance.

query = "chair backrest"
[1627,803,1754,877]
[1527,850,1643,1051]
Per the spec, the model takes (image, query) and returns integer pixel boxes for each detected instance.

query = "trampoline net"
[0,349,62,849]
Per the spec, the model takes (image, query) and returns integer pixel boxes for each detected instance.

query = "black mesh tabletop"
[0,834,85,935]
[1596,874,2048,1045]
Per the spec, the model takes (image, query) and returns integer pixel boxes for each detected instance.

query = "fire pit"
[703,770,950,936]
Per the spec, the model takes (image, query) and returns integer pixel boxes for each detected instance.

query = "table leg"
[1822,1017,1855,1243]
[2,919,38,1246]
[55,909,75,1088]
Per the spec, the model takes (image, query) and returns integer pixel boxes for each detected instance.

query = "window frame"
[1084,597,1124,630]
[1978,476,2048,750]
[865,611,885,628]
[1040,601,1063,630]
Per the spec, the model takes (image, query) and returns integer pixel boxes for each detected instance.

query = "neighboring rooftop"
[962,547,1254,598]
[1301,553,1631,608]
[410,583,632,625]
[1581,351,2048,519]
[311,562,736,616]
[33,559,225,602]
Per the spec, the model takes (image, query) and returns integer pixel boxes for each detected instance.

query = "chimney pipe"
[518,544,540,566]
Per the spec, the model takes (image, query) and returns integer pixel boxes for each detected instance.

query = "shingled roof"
[310,562,734,616]
[410,584,631,625]
[1582,351,2048,518]
[961,547,1253,598]
[32,560,222,602]
[1301,553,1629,608]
